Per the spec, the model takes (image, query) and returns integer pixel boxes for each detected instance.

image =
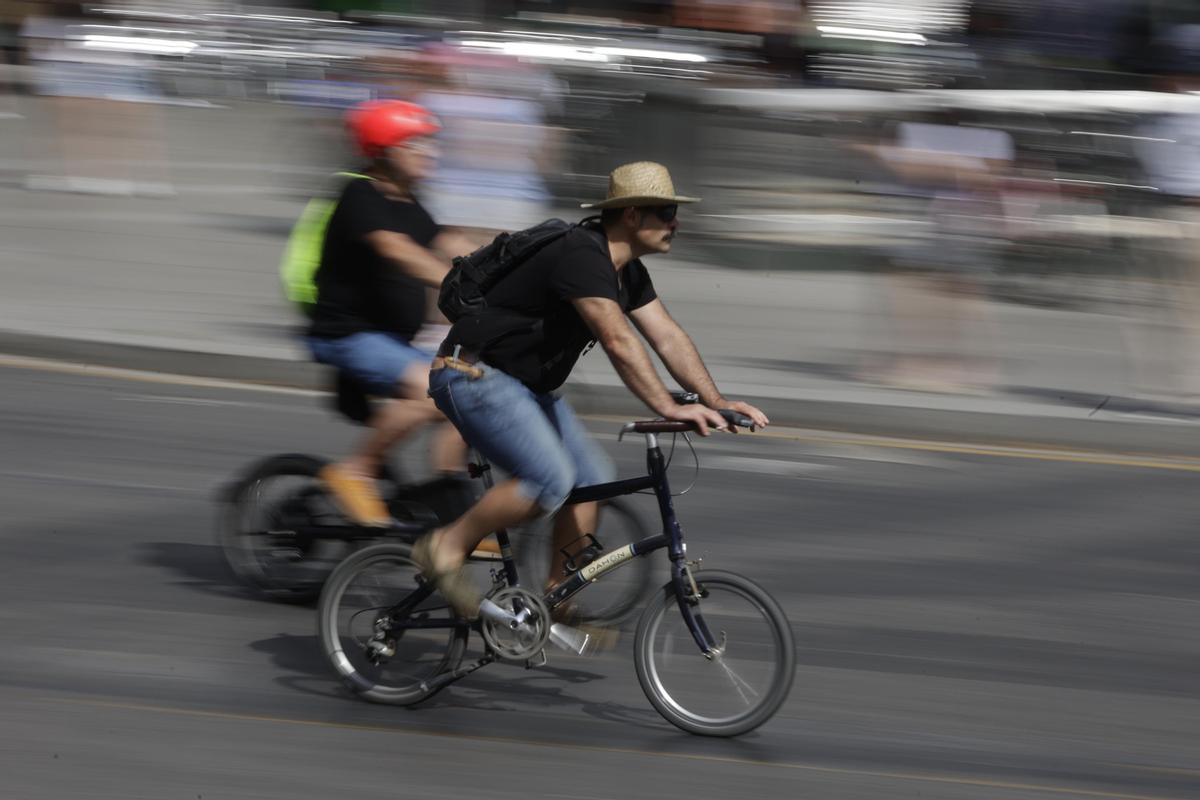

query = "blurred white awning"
[699,89,1200,114]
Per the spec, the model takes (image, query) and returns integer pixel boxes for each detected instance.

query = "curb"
[4,329,1200,457]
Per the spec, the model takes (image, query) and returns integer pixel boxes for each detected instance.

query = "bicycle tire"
[317,543,468,705]
[217,454,350,602]
[634,570,795,737]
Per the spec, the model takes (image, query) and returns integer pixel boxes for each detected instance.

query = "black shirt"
[309,178,439,341]
[444,225,658,394]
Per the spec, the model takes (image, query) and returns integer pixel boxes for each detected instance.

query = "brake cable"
[636,430,700,497]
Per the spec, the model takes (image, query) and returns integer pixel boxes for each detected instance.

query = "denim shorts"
[428,363,616,514]
[307,332,434,396]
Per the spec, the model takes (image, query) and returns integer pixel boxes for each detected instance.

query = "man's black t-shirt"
[309,178,439,341]
[444,225,658,394]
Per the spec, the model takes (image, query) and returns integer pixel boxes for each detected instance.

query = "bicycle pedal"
[525,649,547,669]
[548,623,591,655]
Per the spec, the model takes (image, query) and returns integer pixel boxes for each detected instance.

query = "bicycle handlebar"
[619,409,757,440]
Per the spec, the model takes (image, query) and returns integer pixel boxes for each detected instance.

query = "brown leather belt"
[432,344,484,379]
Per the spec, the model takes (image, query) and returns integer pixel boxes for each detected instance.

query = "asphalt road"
[1,363,1199,800]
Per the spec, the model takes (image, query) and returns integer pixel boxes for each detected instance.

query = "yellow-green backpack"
[279,172,372,314]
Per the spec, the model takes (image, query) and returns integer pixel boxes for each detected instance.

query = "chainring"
[479,586,550,662]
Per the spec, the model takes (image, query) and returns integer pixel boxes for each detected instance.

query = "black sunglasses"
[645,204,678,223]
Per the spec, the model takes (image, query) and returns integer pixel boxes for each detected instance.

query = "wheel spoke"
[713,654,760,706]
[634,571,794,736]
[318,545,469,705]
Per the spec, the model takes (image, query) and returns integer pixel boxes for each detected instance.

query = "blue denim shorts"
[307,332,434,396]
[428,363,616,514]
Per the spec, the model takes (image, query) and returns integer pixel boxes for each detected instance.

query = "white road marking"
[0,470,202,494]
[6,355,1200,473]
[124,394,258,407]
[121,393,319,413]
[704,455,839,477]
[797,443,956,469]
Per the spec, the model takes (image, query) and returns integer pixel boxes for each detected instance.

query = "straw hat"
[580,161,700,209]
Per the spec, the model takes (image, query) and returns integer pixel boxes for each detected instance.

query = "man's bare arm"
[365,230,450,288]
[573,297,675,415]
[629,299,722,404]
[631,298,770,428]
[572,297,727,433]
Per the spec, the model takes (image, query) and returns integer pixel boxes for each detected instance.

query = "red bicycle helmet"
[347,100,440,158]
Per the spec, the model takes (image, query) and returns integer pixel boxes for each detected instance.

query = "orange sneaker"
[319,464,391,527]
[469,536,503,560]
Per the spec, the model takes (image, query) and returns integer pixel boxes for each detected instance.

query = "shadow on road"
[136,541,253,601]
[246,630,677,732]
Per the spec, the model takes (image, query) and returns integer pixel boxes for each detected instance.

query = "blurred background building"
[7,1,1200,401]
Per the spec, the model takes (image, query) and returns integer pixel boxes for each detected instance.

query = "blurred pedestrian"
[19,1,171,195]
[856,113,1014,392]
[1128,24,1200,397]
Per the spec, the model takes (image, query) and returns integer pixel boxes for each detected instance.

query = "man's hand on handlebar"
[663,403,729,436]
[714,400,769,431]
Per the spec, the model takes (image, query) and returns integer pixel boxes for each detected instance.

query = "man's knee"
[575,452,616,487]
[528,461,577,517]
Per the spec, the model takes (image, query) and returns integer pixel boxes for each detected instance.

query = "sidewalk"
[4,179,1200,455]
[4,103,1200,454]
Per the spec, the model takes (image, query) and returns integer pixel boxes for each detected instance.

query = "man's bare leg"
[426,479,541,573]
[547,501,599,587]
[352,362,447,471]
[548,500,619,644]
[324,363,461,524]
[339,397,442,478]
[430,420,468,474]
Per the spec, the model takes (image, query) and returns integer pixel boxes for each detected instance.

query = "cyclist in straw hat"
[416,161,770,617]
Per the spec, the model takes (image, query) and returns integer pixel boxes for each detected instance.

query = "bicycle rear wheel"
[634,570,794,737]
[317,543,468,705]
[218,454,350,602]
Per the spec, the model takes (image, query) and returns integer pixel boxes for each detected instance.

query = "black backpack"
[438,217,599,322]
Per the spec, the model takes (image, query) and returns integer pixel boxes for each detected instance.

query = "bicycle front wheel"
[634,570,794,737]
[317,543,468,705]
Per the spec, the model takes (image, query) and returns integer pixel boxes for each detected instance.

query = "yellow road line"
[1119,764,1200,778]
[54,696,1190,800]
[590,413,1200,473]
[5,353,1200,472]
[0,353,320,396]
[783,433,1200,473]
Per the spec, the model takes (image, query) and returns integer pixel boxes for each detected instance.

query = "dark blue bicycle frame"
[488,431,718,656]
[377,427,719,658]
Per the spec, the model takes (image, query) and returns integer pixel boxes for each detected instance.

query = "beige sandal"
[410,534,481,619]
